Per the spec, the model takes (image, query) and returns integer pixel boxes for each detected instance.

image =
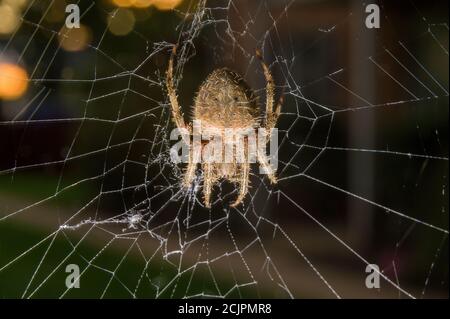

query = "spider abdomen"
[193,68,260,128]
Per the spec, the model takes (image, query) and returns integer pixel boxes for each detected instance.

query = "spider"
[166,45,282,208]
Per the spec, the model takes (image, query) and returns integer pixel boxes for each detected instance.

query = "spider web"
[0,0,448,299]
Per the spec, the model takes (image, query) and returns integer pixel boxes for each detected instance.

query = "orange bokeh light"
[153,0,183,10]
[132,0,153,8]
[0,63,29,100]
[111,0,133,8]
[111,0,183,10]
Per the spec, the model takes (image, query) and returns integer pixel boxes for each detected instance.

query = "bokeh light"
[110,0,183,10]
[58,24,92,52]
[132,0,154,9]
[108,9,136,36]
[0,63,29,100]
[111,0,133,8]
[153,0,183,11]
[3,0,28,10]
[0,4,21,36]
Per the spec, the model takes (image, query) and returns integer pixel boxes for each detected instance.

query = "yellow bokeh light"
[58,24,92,52]
[0,4,21,36]
[0,63,29,100]
[108,9,136,36]
[153,0,183,11]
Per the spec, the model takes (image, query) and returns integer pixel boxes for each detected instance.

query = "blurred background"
[0,0,448,298]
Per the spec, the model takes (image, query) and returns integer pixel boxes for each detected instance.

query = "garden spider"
[166,45,282,207]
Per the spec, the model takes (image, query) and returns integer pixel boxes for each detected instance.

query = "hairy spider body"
[166,46,282,208]
[194,68,260,129]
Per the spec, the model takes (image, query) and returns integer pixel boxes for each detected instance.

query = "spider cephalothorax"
[166,46,282,208]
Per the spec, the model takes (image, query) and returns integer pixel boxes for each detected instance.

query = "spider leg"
[256,49,283,131]
[258,151,277,184]
[166,45,190,138]
[183,160,197,188]
[203,163,214,208]
[230,162,250,208]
